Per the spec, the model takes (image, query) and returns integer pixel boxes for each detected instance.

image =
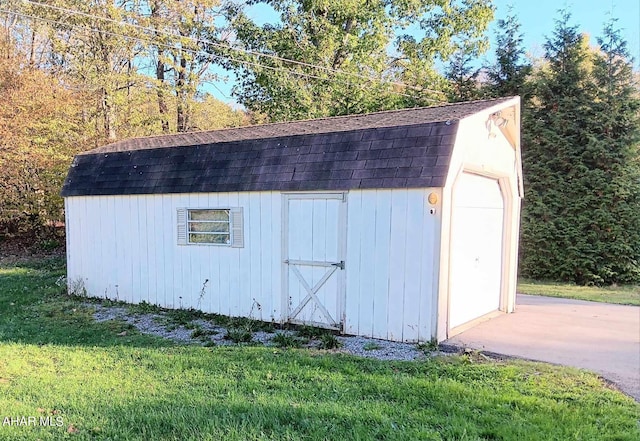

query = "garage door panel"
[449,173,504,329]
[454,174,504,209]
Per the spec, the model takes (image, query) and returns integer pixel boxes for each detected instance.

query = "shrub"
[271,332,303,348]
[318,334,341,350]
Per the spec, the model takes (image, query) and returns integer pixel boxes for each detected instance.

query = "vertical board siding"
[120,196,134,303]
[357,191,377,337]
[422,191,441,340]
[247,194,262,320]
[67,188,439,342]
[145,195,157,306]
[345,188,438,342]
[270,192,282,321]
[258,193,272,322]
[387,190,408,341]
[157,195,169,308]
[344,191,362,335]
[66,192,282,320]
[228,193,242,317]
[371,191,392,340]
[402,191,425,342]
[132,195,144,304]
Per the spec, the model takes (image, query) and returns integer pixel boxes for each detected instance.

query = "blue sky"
[490,0,639,64]
[210,0,640,104]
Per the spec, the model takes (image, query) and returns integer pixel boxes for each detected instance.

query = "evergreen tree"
[584,19,640,283]
[445,47,481,102]
[484,7,531,99]
[520,11,640,284]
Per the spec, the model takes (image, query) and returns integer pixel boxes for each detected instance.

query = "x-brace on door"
[282,193,346,330]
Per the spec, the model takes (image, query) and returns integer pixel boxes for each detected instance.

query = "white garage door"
[449,173,504,329]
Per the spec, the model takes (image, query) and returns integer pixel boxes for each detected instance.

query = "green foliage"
[223,0,494,121]
[444,47,481,102]
[483,6,532,99]
[519,11,640,285]
[318,333,342,349]
[0,5,250,240]
[417,339,439,352]
[271,332,304,348]
[296,324,330,339]
[190,326,218,341]
[224,327,254,344]
[363,341,382,351]
[165,308,207,327]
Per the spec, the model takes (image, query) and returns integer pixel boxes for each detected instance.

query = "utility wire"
[1,7,433,101]
[20,0,445,96]
[0,11,334,83]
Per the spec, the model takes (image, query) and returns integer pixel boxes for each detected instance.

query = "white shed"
[62,97,522,342]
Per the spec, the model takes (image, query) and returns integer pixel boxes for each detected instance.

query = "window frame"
[187,208,231,245]
[177,207,244,248]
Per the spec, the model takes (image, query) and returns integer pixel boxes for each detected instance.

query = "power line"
[20,0,445,96]
[0,7,436,101]
[0,11,306,80]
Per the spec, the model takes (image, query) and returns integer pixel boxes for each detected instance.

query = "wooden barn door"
[283,193,346,330]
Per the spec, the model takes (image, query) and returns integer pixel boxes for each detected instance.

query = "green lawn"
[517,279,640,306]
[0,258,638,440]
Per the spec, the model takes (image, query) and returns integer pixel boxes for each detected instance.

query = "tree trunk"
[101,87,117,141]
[156,57,170,133]
[29,29,36,66]
[151,1,170,133]
[176,54,188,132]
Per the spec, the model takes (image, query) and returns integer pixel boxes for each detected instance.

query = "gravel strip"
[89,303,431,360]
[337,336,427,361]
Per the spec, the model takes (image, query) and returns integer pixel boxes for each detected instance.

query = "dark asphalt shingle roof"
[61,98,513,196]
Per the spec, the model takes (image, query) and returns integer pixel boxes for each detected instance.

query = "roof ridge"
[88,97,516,154]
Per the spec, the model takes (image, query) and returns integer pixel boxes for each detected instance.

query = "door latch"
[331,261,345,270]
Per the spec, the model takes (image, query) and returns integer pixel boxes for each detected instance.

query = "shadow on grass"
[2,261,639,440]
[0,260,174,349]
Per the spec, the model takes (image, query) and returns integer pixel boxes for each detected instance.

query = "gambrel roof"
[61,97,514,196]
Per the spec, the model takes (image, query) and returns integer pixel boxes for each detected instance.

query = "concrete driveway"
[445,294,640,401]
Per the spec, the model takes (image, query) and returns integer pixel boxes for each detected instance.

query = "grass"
[0,258,638,440]
[517,279,640,306]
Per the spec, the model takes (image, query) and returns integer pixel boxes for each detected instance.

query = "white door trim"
[281,192,347,329]
[446,169,511,337]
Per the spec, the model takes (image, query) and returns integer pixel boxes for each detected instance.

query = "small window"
[177,207,244,247]
[188,209,230,244]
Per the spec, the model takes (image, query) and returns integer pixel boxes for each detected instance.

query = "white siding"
[437,97,522,341]
[64,99,521,344]
[66,187,440,342]
[66,192,284,322]
[344,188,440,342]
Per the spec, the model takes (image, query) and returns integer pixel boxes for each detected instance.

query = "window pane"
[189,209,229,221]
[189,233,230,244]
[188,221,230,233]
